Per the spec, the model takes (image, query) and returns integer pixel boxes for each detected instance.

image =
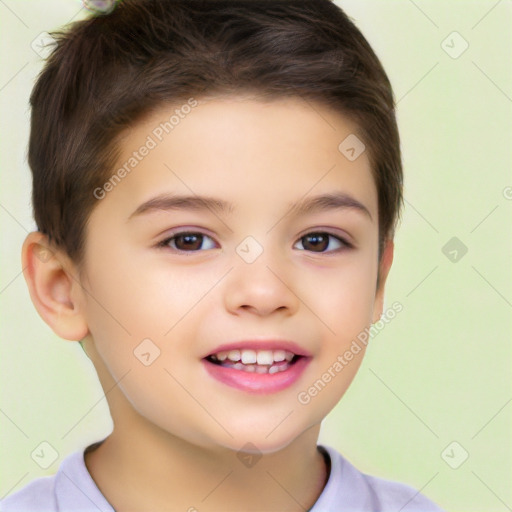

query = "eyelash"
[156,230,352,254]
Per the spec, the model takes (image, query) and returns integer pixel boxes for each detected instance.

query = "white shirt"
[0,444,444,511]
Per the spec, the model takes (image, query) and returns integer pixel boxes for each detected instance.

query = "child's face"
[77,95,391,453]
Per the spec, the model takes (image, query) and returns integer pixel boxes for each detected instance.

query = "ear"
[21,232,89,341]
[372,239,394,323]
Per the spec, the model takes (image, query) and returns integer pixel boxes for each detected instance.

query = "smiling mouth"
[205,349,302,375]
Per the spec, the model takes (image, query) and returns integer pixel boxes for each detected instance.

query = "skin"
[22,95,393,511]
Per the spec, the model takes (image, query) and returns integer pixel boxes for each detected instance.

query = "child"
[1,0,444,510]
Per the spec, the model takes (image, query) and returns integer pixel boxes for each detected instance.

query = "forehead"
[93,95,378,221]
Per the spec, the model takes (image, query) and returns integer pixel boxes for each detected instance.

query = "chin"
[211,420,318,456]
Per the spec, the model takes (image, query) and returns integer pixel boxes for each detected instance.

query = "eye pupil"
[303,233,328,252]
[176,233,202,250]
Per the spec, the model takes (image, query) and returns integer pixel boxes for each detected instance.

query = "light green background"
[1,1,510,511]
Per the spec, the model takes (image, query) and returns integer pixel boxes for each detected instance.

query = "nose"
[223,251,300,317]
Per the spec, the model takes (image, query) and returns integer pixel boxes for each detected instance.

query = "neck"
[84,412,328,512]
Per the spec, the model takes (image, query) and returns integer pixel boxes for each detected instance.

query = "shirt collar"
[309,444,375,511]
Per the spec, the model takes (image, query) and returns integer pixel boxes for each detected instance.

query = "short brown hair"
[29,0,402,266]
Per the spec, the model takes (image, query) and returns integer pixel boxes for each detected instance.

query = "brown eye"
[294,232,347,253]
[174,233,203,251]
[160,232,217,252]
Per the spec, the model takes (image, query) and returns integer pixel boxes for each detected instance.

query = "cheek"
[79,258,221,400]
[80,264,219,444]
[300,257,378,337]
[82,258,207,340]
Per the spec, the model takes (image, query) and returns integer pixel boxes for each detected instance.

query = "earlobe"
[21,232,89,341]
[372,239,394,323]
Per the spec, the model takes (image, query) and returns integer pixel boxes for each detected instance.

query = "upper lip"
[203,339,312,359]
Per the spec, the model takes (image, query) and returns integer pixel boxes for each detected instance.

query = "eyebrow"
[128,191,372,221]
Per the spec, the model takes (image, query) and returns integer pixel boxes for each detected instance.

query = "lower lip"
[202,357,311,395]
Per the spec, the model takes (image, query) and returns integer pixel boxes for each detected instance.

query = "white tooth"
[273,350,286,362]
[269,365,280,374]
[284,351,294,362]
[245,364,256,372]
[256,350,274,365]
[233,362,244,370]
[279,363,290,372]
[217,351,228,361]
[228,350,241,362]
[255,365,268,374]
[241,349,257,364]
